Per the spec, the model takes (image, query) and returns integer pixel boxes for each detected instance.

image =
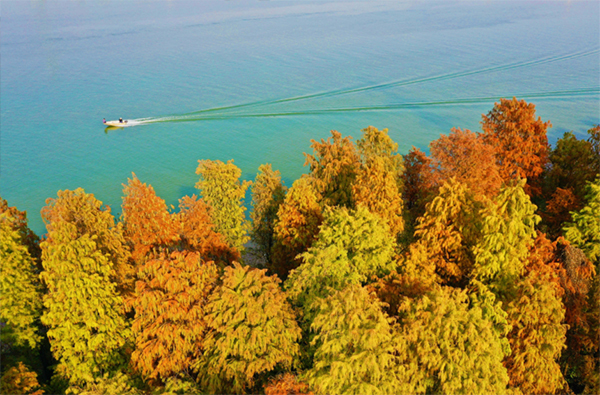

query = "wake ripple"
[123,48,599,126]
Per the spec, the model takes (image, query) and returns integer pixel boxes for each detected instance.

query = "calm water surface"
[1,0,599,234]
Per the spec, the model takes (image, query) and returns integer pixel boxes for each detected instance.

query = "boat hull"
[104,120,128,127]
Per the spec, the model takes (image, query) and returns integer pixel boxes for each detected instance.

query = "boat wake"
[118,47,599,127]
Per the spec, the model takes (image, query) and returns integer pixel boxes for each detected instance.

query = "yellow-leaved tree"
[413,178,482,287]
[195,159,251,255]
[195,263,301,394]
[397,285,510,394]
[353,126,405,239]
[0,212,42,350]
[305,284,417,395]
[40,189,131,387]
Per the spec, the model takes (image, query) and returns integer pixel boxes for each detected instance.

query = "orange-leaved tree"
[128,250,219,384]
[0,362,44,395]
[179,194,239,264]
[502,233,568,394]
[264,373,313,395]
[429,127,503,199]
[121,173,180,266]
[0,197,40,262]
[481,97,550,196]
[401,146,439,232]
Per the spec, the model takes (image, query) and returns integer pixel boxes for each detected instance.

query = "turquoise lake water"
[1,0,599,235]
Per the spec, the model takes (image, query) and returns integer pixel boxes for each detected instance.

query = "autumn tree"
[0,197,41,262]
[0,213,42,350]
[401,146,439,231]
[552,240,598,393]
[285,206,396,316]
[264,373,313,395]
[0,362,44,395]
[503,249,568,394]
[542,130,599,235]
[481,97,551,196]
[429,127,503,199]
[179,194,239,264]
[128,251,219,383]
[563,178,600,265]
[250,164,287,270]
[547,130,600,200]
[42,187,131,292]
[195,159,251,254]
[304,130,360,208]
[397,285,510,394]
[413,178,482,287]
[353,127,405,238]
[543,187,581,238]
[195,263,301,394]
[369,241,439,319]
[273,176,323,276]
[121,173,180,266]
[472,179,540,295]
[40,189,130,385]
[305,285,414,395]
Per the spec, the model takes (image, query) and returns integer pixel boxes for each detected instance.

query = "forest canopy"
[1,98,599,395]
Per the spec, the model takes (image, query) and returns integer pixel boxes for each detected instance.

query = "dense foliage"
[1,99,598,394]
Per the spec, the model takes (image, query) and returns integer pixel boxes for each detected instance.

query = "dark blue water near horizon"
[1,0,599,235]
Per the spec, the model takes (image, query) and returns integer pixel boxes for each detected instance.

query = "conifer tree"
[195,159,251,254]
[543,187,581,238]
[353,156,404,238]
[413,179,481,286]
[429,127,503,198]
[547,131,599,202]
[398,286,510,394]
[285,206,396,313]
[481,97,550,196]
[274,176,323,273]
[472,179,540,294]
[43,188,131,292]
[0,214,42,349]
[504,246,568,394]
[196,263,301,394]
[356,126,404,187]
[129,250,219,382]
[0,197,41,262]
[179,194,239,264]
[40,189,130,385]
[264,373,313,395]
[401,146,439,231]
[0,362,44,395]
[305,285,413,395]
[122,174,181,265]
[250,164,287,270]
[563,178,600,265]
[304,130,360,208]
